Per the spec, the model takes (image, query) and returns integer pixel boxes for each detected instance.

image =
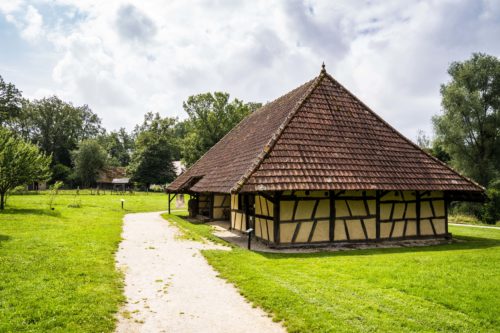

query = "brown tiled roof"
[97,167,127,184]
[167,69,484,194]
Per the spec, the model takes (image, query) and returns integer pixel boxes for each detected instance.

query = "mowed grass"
[0,192,168,332]
[196,220,500,332]
[161,213,228,246]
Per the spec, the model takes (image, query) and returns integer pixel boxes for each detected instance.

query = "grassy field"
[163,213,500,333]
[0,191,168,332]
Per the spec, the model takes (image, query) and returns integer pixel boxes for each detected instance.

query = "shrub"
[481,189,500,224]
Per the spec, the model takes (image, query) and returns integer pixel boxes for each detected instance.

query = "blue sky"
[1,0,499,141]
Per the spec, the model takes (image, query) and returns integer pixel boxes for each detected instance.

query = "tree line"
[1,53,498,223]
[418,53,500,224]
[0,75,260,208]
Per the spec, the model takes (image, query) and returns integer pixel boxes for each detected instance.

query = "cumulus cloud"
[1,0,499,140]
[115,4,157,43]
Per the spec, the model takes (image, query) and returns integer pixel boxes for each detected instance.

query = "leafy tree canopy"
[128,113,178,186]
[433,53,500,187]
[0,128,51,209]
[21,96,103,167]
[71,139,107,187]
[0,75,22,127]
[98,128,134,167]
[181,92,261,166]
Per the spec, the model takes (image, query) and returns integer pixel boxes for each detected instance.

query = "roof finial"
[321,62,326,73]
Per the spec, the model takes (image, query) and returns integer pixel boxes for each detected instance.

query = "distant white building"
[173,161,185,176]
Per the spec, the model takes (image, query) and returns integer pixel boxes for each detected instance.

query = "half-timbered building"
[166,66,484,247]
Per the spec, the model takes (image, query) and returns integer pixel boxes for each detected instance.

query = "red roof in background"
[167,68,484,195]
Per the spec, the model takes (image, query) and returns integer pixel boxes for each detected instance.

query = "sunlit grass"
[168,213,500,332]
[0,191,168,332]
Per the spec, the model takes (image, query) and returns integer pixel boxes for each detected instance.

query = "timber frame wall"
[228,190,450,247]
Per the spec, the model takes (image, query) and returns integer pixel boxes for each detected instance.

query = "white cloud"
[1,0,499,141]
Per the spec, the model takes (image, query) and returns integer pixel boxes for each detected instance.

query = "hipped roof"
[167,68,484,195]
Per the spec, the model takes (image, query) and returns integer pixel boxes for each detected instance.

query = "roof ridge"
[322,72,485,192]
[230,71,326,193]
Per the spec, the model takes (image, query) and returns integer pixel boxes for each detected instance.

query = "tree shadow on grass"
[0,234,11,247]
[0,208,62,218]
[254,235,500,260]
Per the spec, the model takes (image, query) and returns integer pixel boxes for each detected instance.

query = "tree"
[98,128,134,167]
[181,92,261,166]
[72,140,107,187]
[433,53,500,187]
[0,128,51,209]
[22,96,103,167]
[128,113,177,186]
[0,75,22,127]
[416,130,450,163]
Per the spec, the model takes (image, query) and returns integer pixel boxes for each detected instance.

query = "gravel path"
[115,212,285,333]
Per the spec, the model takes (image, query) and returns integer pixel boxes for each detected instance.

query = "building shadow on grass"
[253,235,500,260]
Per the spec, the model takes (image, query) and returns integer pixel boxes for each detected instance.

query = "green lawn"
[0,191,168,332]
[161,213,228,246]
[163,214,500,332]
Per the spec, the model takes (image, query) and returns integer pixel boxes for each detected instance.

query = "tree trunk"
[0,191,5,210]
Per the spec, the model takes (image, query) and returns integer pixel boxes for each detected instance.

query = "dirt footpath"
[115,212,285,333]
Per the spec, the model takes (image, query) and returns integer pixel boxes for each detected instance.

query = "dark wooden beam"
[258,191,275,204]
[244,194,250,230]
[209,193,214,220]
[444,194,449,235]
[376,190,381,240]
[329,190,335,242]
[416,191,421,236]
[273,192,281,245]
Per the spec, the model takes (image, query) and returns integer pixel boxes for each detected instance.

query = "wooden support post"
[209,193,214,220]
[376,190,381,240]
[244,194,250,230]
[168,192,171,214]
[273,192,281,245]
[416,191,421,236]
[329,190,335,242]
[444,192,449,235]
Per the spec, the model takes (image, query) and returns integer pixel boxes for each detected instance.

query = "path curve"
[115,212,285,333]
